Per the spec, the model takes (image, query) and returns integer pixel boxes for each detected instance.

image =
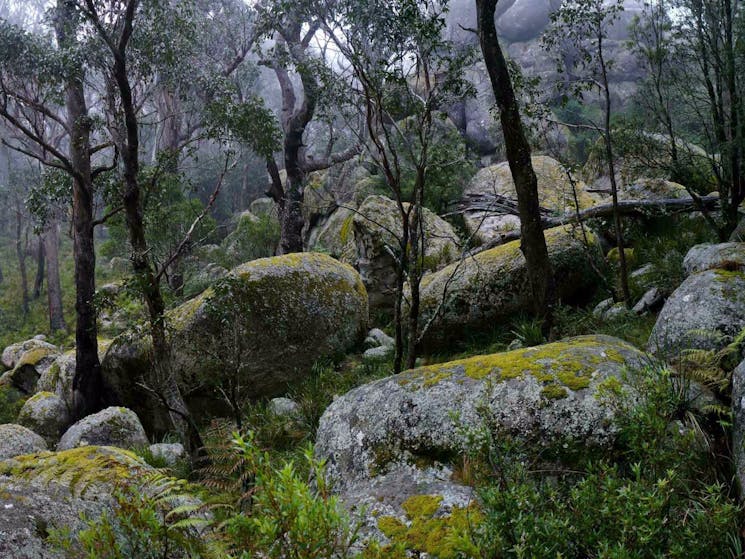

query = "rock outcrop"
[648,268,745,357]
[17,392,71,447]
[57,407,149,451]
[102,253,368,433]
[417,225,602,348]
[683,242,745,277]
[0,424,47,460]
[315,335,647,547]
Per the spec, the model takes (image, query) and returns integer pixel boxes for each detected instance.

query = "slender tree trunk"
[32,235,45,300]
[45,218,67,332]
[598,29,631,304]
[56,0,104,419]
[405,169,426,371]
[477,0,554,326]
[107,11,203,456]
[15,203,29,315]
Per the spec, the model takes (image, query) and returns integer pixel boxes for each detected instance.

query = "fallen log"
[468,195,720,255]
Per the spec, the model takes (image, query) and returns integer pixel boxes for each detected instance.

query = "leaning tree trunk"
[45,218,67,332]
[56,0,105,419]
[477,0,554,326]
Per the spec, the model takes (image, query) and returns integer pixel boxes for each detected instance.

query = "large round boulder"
[461,156,599,244]
[0,424,47,460]
[683,242,745,277]
[57,407,149,451]
[17,392,71,447]
[102,253,368,433]
[648,268,745,357]
[417,224,602,348]
[0,446,153,558]
[352,195,460,310]
[315,335,647,543]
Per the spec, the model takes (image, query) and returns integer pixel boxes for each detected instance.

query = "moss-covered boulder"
[1,338,59,372]
[315,335,647,550]
[417,225,602,348]
[307,204,357,262]
[17,392,71,447]
[102,253,368,433]
[0,344,61,395]
[648,268,745,357]
[352,195,460,310]
[683,242,745,277]
[461,156,599,244]
[0,424,47,460]
[57,407,149,451]
[0,446,153,558]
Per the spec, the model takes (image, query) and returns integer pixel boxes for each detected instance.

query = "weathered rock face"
[315,336,646,541]
[17,392,71,447]
[352,195,460,310]
[2,339,58,371]
[57,407,149,451]
[683,243,745,277]
[0,446,152,558]
[102,253,368,433]
[733,359,745,495]
[648,269,745,357]
[417,225,602,348]
[0,424,47,460]
[307,205,357,262]
[0,343,60,395]
[460,156,599,244]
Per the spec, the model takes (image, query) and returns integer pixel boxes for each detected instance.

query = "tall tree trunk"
[32,235,44,300]
[55,0,105,419]
[15,202,29,315]
[598,27,631,304]
[45,218,67,332]
[477,0,554,325]
[107,7,202,456]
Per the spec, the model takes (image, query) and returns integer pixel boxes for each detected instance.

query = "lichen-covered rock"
[353,195,460,310]
[0,344,61,395]
[732,359,745,494]
[37,342,111,410]
[648,269,745,357]
[1,339,59,372]
[365,328,395,349]
[148,443,186,466]
[315,336,646,550]
[268,397,301,418]
[618,178,691,201]
[307,205,357,262]
[461,156,599,244]
[17,392,71,447]
[249,197,278,218]
[683,242,745,276]
[102,253,368,433]
[0,424,47,460]
[417,225,602,348]
[0,445,154,558]
[316,335,646,495]
[58,407,149,451]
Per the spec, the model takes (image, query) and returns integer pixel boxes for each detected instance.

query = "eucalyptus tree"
[543,0,631,305]
[256,0,360,254]
[0,2,110,417]
[319,0,474,371]
[667,0,745,239]
[476,0,555,330]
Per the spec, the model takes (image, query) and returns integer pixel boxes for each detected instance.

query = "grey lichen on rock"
[17,392,71,447]
[57,407,149,451]
[315,335,645,495]
[648,268,745,357]
[0,424,47,460]
[682,242,745,277]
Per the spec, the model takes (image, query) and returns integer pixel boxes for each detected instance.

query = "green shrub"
[0,385,25,423]
[465,365,742,558]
